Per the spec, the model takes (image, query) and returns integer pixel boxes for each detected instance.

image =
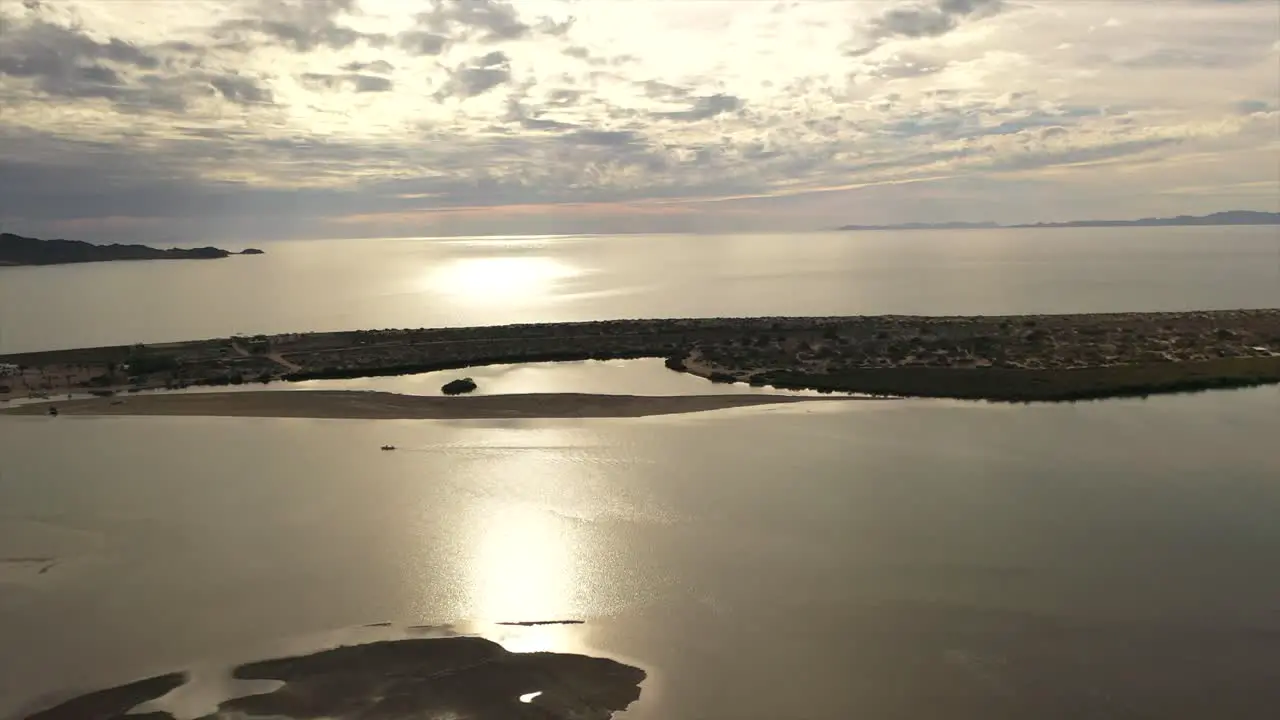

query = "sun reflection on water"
[454,428,600,653]
[470,501,579,624]
[424,256,580,306]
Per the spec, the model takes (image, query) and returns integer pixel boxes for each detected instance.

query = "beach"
[0,390,857,420]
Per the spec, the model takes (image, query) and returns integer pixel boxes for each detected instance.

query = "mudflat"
[0,390,857,420]
[22,635,645,720]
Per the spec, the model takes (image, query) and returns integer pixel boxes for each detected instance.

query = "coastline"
[0,390,860,420]
[2,310,1278,403]
[679,356,1280,402]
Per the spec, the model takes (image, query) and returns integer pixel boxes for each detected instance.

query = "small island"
[1,311,1278,414]
[0,232,263,267]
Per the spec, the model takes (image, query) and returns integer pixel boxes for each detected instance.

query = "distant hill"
[837,211,1280,231]
[0,233,263,267]
[1009,211,1280,229]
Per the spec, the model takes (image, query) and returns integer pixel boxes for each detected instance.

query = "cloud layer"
[1,0,1276,240]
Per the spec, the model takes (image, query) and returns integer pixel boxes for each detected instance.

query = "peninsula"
[0,232,263,266]
[2,311,1278,413]
[837,210,1280,231]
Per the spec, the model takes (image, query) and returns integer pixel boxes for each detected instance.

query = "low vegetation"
[2,310,1277,403]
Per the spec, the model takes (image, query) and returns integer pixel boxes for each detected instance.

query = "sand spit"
[0,390,857,420]
[22,673,187,720]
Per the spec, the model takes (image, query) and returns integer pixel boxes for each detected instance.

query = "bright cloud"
[1,0,1276,241]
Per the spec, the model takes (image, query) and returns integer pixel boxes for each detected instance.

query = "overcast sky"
[1,0,1277,242]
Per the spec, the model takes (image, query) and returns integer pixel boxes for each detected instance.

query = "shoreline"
[0,390,862,420]
[2,310,1278,403]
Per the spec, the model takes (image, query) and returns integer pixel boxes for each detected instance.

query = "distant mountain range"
[837,210,1280,232]
[0,233,263,267]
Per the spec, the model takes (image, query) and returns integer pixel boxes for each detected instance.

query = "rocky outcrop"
[441,377,477,395]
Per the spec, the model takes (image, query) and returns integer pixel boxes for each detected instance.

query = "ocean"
[2,226,1278,354]
[2,227,1280,718]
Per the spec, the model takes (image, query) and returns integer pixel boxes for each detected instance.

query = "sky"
[0,0,1277,242]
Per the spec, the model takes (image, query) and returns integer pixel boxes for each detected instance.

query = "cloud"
[214,0,388,52]
[400,0,572,54]
[1115,47,1260,69]
[544,88,582,107]
[1,0,1277,239]
[301,72,392,93]
[436,50,512,99]
[563,45,636,67]
[209,73,274,104]
[0,19,159,99]
[563,129,642,146]
[414,0,531,42]
[639,80,691,100]
[863,53,951,79]
[398,30,449,56]
[0,16,254,112]
[341,60,394,74]
[872,0,1005,39]
[1234,99,1275,114]
[652,93,743,121]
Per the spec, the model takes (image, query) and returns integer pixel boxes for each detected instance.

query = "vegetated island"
[2,311,1278,415]
[837,210,1280,231]
[0,232,263,266]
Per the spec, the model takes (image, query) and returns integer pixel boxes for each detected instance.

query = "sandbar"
[0,390,859,420]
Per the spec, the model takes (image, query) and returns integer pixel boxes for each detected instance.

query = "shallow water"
[3,386,1279,718]
[0,359,837,411]
[151,358,832,398]
[3,227,1278,353]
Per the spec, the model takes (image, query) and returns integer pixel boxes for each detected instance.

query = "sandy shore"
[0,390,858,420]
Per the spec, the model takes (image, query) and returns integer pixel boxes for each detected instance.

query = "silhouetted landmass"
[837,211,1280,231]
[0,233,263,266]
[19,636,646,720]
[224,636,645,719]
[1010,210,1280,228]
[22,672,185,720]
[441,377,478,395]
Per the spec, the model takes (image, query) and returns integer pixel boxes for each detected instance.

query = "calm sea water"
[2,227,1278,353]
[3,388,1280,718]
[3,228,1280,718]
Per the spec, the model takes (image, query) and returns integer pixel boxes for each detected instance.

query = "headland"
[0,232,263,266]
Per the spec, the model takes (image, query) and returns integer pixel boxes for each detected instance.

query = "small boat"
[380,445,396,451]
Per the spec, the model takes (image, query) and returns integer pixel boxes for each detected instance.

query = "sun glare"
[425,257,580,306]
[469,502,578,627]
